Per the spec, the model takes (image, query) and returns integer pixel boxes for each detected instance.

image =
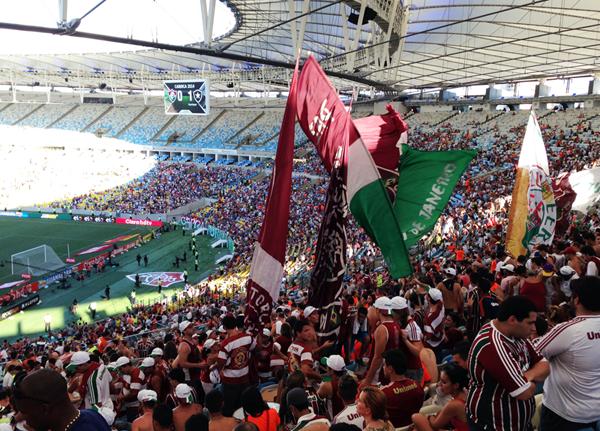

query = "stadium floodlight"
[11,245,65,277]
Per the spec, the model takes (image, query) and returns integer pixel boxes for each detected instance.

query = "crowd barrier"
[180,217,235,253]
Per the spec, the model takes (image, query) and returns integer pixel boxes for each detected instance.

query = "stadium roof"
[1,0,600,93]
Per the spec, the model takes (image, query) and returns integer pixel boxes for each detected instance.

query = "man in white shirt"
[536,276,600,430]
[332,375,363,428]
[581,246,600,277]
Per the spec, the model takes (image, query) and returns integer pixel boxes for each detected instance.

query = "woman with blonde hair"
[356,387,394,431]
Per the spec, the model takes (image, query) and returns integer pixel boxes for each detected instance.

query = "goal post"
[11,245,65,276]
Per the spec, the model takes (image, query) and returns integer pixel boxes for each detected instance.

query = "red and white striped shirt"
[217,332,255,385]
[467,321,543,431]
[424,306,445,348]
[287,340,314,372]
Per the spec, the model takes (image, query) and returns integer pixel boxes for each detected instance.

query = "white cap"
[560,266,576,276]
[140,357,155,368]
[179,321,193,332]
[445,267,457,277]
[303,306,317,317]
[291,310,301,318]
[220,306,228,313]
[218,325,226,333]
[150,347,164,357]
[262,328,272,337]
[326,355,346,372]
[391,296,408,310]
[204,339,217,350]
[206,330,215,338]
[186,312,193,320]
[502,264,515,273]
[374,296,392,313]
[70,351,90,366]
[428,288,443,302]
[175,383,192,399]
[138,389,158,403]
[115,356,130,368]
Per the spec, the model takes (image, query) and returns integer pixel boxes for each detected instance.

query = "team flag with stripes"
[296,56,412,279]
[506,110,556,258]
[244,63,298,332]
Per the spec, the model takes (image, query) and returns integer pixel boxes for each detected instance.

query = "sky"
[0,0,236,55]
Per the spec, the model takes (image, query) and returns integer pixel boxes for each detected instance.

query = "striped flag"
[296,56,412,279]
[244,63,298,331]
[506,110,556,258]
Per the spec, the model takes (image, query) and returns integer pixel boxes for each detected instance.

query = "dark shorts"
[540,404,599,431]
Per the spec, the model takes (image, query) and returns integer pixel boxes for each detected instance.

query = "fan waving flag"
[506,110,556,258]
[296,56,412,279]
[245,63,298,332]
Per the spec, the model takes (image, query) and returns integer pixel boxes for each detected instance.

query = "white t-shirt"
[586,261,599,277]
[333,404,364,428]
[537,315,600,423]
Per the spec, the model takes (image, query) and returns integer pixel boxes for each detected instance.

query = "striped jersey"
[287,340,315,373]
[399,319,423,370]
[467,321,543,431]
[424,305,445,348]
[83,363,113,411]
[217,331,255,385]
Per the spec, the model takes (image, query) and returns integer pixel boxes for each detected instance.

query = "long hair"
[360,387,388,421]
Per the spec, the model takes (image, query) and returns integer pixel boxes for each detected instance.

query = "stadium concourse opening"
[0,217,222,339]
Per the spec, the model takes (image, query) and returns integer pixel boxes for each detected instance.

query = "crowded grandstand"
[0,1,599,431]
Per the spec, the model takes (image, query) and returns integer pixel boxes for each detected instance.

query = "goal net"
[11,245,65,276]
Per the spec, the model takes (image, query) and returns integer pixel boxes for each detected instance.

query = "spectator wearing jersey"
[581,246,600,276]
[332,375,362,428]
[132,389,157,431]
[536,276,600,431]
[316,355,346,419]
[356,387,394,431]
[115,356,145,422]
[217,314,255,416]
[381,349,424,428]
[477,277,500,325]
[391,296,424,382]
[288,320,321,382]
[173,384,203,431]
[345,306,369,363]
[241,386,280,431]
[286,387,330,431]
[140,357,169,403]
[466,296,549,431]
[205,389,239,431]
[423,288,445,353]
[362,297,401,387]
[411,364,469,431]
[136,333,154,358]
[174,321,202,384]
[67,351,113,412]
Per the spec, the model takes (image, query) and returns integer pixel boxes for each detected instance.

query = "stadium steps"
[116,106,149,138]
[432,111,459,127]
[230,112,265,147]
[150,114,177,142]
[478,111,504,127]
[190,110,227,142]
[46,104,79,129]
[567,111,600,128]
[13,104,44,125]
[0,103,12,115]
[82,106,113,132]
[537,110,555,121]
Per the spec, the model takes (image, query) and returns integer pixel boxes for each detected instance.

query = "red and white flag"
[245,63,298,332]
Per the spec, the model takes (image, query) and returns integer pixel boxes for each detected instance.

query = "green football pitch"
[0,217,222,339]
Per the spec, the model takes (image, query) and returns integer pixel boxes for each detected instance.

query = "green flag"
[395,144,476,248]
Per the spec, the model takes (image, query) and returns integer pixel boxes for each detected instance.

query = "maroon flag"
[245,64,298,332]
[552,172,577,235]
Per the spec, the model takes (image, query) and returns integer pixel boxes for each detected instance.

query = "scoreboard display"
[163,79,209,115]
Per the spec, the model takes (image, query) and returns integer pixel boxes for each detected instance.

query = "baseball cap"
[179,321,193,332]
[428,288,443,302]
[286,387,309,408]
[140,357,155,368]
[175,383,192,399]
[373,296,392,313]
[444,267,457,277]
[204,339,218,350]
[107,362,117,371]
[391,296,408,311]
[562,246,577,255]
[303,306,317,317]
[115,356,130,368]
[206,330,215,338]
[70,351,90,366]
[262,328,272,337]
[150,347,164,357]
[218,325,226,333]
[559,266,576,276]
[137,389,158,403]
[542,263,555,277]
[502,264,515,273]
[326,355,346,372]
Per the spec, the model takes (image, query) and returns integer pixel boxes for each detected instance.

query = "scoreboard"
[163,79,209,115]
